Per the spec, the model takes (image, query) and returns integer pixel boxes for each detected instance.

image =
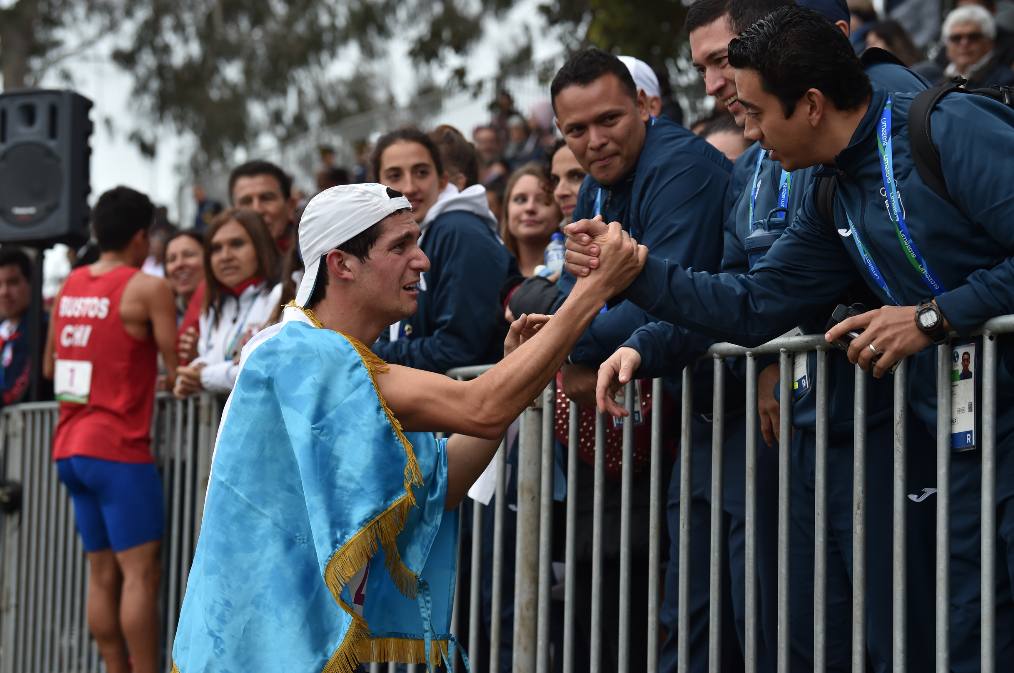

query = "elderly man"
[170,184,643,672]
[936,4,1014,85]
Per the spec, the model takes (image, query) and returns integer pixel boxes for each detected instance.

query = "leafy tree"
[537,0,708,123]
[0,0,129,90]
[1,0,707,173]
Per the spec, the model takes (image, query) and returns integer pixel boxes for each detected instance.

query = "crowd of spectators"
[10,0,1014,671]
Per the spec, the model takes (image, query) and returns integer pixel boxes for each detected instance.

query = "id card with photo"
[950,343,975,452]
[54,359,93,404]
[611,379,645,429]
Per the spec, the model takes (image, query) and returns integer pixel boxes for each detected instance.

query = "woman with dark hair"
[174,209,281,397]
[164,231,205,323]
[548,140,586,225]
[370,126,511,372]
[500,163,563,277]
[865,19,925,66]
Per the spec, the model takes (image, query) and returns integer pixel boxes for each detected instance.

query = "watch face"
[918,309,938,329]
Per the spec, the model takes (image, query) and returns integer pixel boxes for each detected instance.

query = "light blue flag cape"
[172,306,460,673]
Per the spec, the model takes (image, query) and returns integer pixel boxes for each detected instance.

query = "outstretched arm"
[565,205,857,347]
[378,222,646,440]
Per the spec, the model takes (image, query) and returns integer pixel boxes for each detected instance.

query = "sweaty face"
[231,174,294,242]
[946,21,993,72]
[378,141,445,224]
[348,211,431,324]
[690,16,746,127]
[507,174,561,244]
[554,73,649,187]
[735,68,818,172]
[0,265,30,320]
[165,236,205,298]
[550,144,586,222]
[210,221,259,290]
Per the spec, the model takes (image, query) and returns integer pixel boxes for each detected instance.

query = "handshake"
[563,215,647,297]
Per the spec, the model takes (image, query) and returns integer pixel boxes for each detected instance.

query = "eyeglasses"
[947,31,986,44]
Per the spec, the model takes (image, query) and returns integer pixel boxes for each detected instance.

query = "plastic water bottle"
[539,231,566,278]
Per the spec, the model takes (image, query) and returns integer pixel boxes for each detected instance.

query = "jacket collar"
[832,87,888,177]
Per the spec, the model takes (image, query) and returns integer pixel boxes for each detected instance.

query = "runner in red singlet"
[44,186,178,673]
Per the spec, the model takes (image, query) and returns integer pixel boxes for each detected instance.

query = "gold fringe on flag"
[357,636,451,669]
[174,304,440,673]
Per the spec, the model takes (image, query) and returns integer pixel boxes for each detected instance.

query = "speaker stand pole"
[26,246,47,402]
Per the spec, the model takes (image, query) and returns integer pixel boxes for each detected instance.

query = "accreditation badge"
[950,343,976,452]
[793,353,809,397]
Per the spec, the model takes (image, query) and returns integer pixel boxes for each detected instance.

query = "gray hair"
[943,4,996,41]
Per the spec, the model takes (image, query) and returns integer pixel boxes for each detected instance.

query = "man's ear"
[805,88,826,128]
[636,90,650,123]
[324,249,356,282]
[438,172,449,192]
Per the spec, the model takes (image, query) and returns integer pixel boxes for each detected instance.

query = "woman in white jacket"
[174,209,281,397]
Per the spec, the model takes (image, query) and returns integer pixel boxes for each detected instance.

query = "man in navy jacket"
[608,1,936,670]
[575,7,1014,670]
[548,47,731,673]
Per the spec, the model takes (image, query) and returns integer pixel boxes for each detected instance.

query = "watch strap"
[916,300,948,344]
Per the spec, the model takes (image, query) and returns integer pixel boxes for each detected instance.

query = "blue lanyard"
[844,213,899,305]
[748,150,791,228]
[777,169,791,209]
[875,97,946,296]
[747,150,765,225]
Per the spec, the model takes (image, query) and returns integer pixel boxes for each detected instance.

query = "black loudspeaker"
[0,90,93,246]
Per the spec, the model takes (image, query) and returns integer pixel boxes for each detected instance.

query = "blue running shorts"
[56,456,164,552]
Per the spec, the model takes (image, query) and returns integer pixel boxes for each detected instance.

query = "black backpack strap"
[908,78,965,202]
[858,46,908,70]
[814,174,838,230]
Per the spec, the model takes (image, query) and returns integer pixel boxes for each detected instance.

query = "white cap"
[295,183,411,306]
[617,55,661,100]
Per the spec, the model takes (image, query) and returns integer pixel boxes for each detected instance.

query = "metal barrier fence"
[0,395,222,673]
[0,315,1011,672]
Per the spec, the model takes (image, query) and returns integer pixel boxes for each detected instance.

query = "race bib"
[54,359,93,404]
[950,343,975,452]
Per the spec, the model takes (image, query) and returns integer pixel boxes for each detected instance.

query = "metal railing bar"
[777,351,792,673]
[851,367,867,673]
[647,378,663,673]
[708,358,725,673]
[745,355,758,673]
[618,381,634,673]
[677,368,693,673]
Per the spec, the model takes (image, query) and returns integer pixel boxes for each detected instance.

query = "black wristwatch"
[915,299,948,344]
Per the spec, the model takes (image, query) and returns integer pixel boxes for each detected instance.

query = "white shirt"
[194,281,282,393]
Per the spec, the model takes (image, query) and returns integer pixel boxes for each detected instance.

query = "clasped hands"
[566,218,937,418]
